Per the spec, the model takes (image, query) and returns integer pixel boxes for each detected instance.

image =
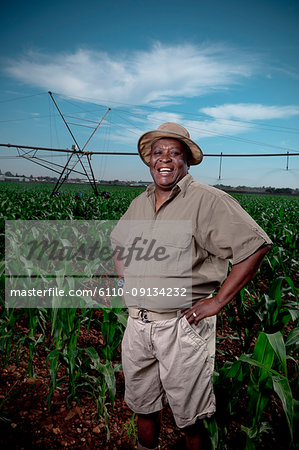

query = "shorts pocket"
[180,316,215,375]
[181,315,211,345]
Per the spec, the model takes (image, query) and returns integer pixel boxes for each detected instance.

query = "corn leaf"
[285,328,299,347]
[265,331,287,375]
[272,376,294,441]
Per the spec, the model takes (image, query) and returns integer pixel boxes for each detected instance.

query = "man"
[111,122,272,450]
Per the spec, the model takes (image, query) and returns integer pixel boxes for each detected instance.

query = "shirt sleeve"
[203,194,273,265]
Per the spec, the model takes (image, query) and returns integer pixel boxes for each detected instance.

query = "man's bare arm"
[182,244,271,324]
[113,250,125,279]
[113,250,127,307]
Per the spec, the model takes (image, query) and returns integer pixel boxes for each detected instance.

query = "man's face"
[149,138,190,191]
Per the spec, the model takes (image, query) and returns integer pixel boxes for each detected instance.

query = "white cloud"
[117,102,299,144]
[160,103,299,141]
[129,110,250,140]
[78,101,299,149]
[200,103,299,121]
[104,111,251,146]
[4,42,254,106]
[183,119,250,139]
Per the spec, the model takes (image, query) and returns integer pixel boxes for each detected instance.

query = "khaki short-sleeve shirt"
[111,174,272,309]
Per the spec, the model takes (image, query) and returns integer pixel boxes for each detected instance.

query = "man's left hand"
[181,245,271,325]
[181,296,222,324]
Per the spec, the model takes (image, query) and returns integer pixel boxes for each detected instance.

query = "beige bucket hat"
[137,122,203,166]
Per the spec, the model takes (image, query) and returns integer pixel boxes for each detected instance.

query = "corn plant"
[97,306,127,361]
[240,329,297,448]
[46,307,93,406]
[122,413,137,447]
[83,346,122,439]
[223,275,298,355]
[256,277,298,333]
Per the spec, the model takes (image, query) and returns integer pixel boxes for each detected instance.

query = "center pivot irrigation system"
[1,92,137,195]
[1,91,299,195]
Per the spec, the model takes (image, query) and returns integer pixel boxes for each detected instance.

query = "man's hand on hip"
[181,296,222,324]
[181,245,271,325]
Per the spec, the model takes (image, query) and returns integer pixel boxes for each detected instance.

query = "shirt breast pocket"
[156,232,193,277]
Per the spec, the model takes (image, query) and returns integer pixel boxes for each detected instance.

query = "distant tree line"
[1,169,298,195]
[214,184,299,196]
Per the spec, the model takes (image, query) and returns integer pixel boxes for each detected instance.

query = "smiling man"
[149,137,190,210]
[111,122,272,450]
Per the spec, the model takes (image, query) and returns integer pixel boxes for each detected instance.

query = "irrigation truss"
[0,92,298,194]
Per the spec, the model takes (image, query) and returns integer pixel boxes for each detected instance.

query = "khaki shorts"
[121,314,216,428]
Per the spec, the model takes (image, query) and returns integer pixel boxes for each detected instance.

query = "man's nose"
[159,152,172,161]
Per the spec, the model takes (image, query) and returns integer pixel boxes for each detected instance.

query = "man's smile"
[157,167,173,173]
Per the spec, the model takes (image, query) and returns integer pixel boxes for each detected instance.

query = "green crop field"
[0,181,298,449]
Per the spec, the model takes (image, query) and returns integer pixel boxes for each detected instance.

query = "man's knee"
[184,419,211,450]
[137,411,162,449]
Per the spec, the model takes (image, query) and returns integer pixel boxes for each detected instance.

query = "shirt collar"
[146,173,194,198]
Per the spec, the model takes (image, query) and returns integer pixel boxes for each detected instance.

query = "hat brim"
[138,129,203,166]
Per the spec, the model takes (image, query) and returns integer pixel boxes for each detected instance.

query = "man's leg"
[184,420,211,450]
[137,411,162,449]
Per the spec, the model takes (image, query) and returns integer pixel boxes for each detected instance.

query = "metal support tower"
[48,91,110,195]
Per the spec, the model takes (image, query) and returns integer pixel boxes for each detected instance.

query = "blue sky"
[0,0,298,188]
